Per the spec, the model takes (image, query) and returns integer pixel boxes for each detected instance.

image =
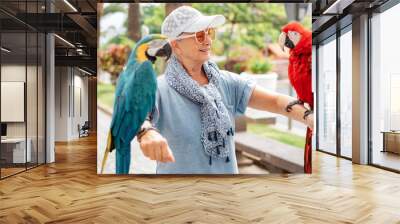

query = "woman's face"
[171,29,212,64]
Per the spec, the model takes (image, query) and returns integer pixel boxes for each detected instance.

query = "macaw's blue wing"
[110,60,157,174]
[101,34,168,174]
[100,50,140,174]
[111,50,139,126]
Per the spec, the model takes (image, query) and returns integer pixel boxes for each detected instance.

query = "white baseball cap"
[161,6,225,39]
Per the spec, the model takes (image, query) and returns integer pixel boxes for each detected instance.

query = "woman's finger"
[154,141,162,161]
[148,144,157,160]
[166,146,175,162]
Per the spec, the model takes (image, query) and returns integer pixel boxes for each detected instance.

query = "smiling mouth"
[199,48,210,52]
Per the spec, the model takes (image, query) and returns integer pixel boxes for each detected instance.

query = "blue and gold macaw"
[101,34,171,174]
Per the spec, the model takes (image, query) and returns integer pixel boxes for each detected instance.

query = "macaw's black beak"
[146,40,172,64]
[155,42,171,60]
[284,36,295,49]
[145,50,157,64]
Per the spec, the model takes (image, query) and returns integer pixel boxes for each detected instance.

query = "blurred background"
[97,3,312,174]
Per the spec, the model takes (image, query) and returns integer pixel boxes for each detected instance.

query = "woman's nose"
[204,35,212,45]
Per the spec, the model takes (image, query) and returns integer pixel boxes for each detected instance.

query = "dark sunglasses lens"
[195,29,216,43]
[196,30,206,43]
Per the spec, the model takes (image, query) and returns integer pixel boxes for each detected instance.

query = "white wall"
[1,66,26,136]
[54,67,89,141]
[54,66,69,141]
[1,64,46,164]
[1,65,38,138]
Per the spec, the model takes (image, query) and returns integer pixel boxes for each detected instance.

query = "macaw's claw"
[303,109,313,120]
[285,99,304,112]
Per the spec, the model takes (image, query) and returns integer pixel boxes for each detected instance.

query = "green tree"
[101,3,128,49]
[141,4,165,34]
[192,3,288,58]
[128,3,141,41]
[103,3,126,16]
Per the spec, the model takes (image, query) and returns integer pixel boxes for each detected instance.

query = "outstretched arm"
[248,85,314,130]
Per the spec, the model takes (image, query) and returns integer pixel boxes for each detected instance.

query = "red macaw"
[278,21,313,173]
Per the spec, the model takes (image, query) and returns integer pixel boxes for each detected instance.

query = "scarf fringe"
[209,156,230,165]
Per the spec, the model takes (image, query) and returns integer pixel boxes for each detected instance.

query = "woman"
[137,6,313,174]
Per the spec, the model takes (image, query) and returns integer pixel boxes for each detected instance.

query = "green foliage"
[103,3,127,16]
[300,15,312,30]
[225,45,267,74]
[233,63,246,74]
[97,82,116,109]
[247,123,305,148]
[248,57,272,74]
[192,3,288,52]
[120,4,165,41]
[228,45,259,60]
[141,4,165,34]
[101,3,312,49]
[154,56,167,75]
[211,39,225,56]
[101,3,311,54]
[216,60,226,70]
[101,35,135,50]
[225,45,258,73]
[99,44,131,84]
[99,3,312,76]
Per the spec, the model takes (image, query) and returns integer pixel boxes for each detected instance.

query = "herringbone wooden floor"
[1,135,400,224]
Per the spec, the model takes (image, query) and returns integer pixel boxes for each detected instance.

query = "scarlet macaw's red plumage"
[280,21,313,173]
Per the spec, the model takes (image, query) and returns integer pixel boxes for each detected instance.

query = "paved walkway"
[97,108,156,174]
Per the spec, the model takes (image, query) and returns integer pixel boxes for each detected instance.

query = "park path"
[97,108,156,174]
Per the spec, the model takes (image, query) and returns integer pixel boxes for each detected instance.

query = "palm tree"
[102,3,141,42]
[128,3,141,42]
[102,3,126,16]
[165,3,191,16]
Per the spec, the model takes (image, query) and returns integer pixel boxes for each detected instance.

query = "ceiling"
[311,0,390,44]
[0,0,97,75]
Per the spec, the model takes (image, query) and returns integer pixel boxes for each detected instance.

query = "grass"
[247,123,305,148]
[97,82,115,109]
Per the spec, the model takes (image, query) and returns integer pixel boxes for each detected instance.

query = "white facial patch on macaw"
[147,39,167,56]
[278,32,287,48]
[288,31,301,46]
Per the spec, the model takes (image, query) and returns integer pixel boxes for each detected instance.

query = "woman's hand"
[305,112,314,131]
[139,130,175,163]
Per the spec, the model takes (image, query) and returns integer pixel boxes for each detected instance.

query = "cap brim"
[183,14,225,33]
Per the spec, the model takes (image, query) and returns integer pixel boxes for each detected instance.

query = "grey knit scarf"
[165,54,234,165]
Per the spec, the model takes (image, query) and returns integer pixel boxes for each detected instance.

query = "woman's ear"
[170,40,181,56]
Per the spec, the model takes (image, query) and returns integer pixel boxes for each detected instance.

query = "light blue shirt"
[151,69,255,174]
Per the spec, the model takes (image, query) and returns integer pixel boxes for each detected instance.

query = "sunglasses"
[175,28,216,44]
